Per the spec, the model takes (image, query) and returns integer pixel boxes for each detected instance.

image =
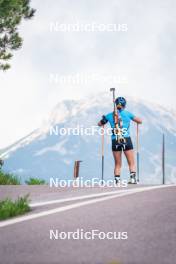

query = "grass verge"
[25,177,46,185]
[0,195,30,220]
[0,170,20,185]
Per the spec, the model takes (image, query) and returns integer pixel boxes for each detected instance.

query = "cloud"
[0,0,175,148]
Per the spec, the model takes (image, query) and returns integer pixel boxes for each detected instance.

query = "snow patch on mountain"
[35,138,69,156]
[1,92,176,184]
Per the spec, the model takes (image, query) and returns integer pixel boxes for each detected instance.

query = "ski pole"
[136,124,140,182]
[101,125,105,185]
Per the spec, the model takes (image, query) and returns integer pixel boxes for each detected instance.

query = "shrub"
[0,170,20,185]
[0,195,30,220]
[25,177,46,185]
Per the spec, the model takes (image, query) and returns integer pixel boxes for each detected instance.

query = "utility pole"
[162,134,165,185]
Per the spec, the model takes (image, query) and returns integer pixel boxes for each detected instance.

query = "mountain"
[1,92,176,184]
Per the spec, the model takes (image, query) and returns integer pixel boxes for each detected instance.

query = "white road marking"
[30,189,128,207]
[0,185,175,228]
[30,184,175,207]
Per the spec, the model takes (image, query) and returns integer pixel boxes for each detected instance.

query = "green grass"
[25,177,46,185]
[0,170,46,185]
[0,195,30,220]
[0,170,20,185]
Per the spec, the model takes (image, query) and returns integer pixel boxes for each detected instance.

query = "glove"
[100,115,108,125]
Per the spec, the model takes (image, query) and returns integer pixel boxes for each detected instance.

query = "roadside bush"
[0,195,30,220]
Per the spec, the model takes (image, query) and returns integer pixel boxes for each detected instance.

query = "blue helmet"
[115,97,127,108]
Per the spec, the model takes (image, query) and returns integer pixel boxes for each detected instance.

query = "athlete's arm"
[133,117,142,124]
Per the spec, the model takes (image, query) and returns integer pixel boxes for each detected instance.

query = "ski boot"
[114,175,121,185]
[128,172,137,184]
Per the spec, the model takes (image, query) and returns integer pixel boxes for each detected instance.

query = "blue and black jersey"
[103,110,135,140]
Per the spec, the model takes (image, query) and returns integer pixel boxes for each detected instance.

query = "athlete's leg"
[124,149,137,183]
[113,150,122,176]
[124,149,136,172]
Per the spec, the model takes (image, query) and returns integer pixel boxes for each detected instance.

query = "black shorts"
[112,137,133,152]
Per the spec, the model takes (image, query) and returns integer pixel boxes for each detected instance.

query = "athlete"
[98,97,142,184]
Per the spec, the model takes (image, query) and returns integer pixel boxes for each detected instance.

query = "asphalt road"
[0,185,176,264]
[0,185,144,202]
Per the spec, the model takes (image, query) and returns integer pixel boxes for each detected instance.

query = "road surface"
[0,185,176,264]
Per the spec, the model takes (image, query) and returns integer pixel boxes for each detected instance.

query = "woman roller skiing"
[98,96,142,184]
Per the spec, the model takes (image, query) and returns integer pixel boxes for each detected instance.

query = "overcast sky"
[0,0,176,148]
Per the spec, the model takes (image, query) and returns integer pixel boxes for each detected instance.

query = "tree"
[0,0,36,70]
